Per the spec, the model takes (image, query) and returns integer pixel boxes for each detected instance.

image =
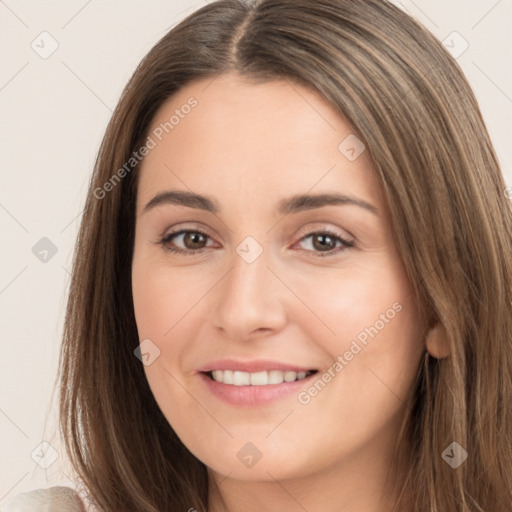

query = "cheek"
[289,253,424,415]
[289,252,422,359]
[131,262,219,456]
[279,262,424,472]
[132,260,208,343]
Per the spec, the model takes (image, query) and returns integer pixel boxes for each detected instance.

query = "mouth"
[197,361,319,406]
[204,369,317,386]
[196,358,319,408]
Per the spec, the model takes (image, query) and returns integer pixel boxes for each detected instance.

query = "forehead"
[136,73,385,217]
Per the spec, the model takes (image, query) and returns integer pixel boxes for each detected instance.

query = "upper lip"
[197,359,317,373]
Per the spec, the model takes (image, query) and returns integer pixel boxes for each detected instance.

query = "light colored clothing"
[1,486,85,512]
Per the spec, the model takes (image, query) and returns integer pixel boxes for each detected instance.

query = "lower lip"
[198,372,316,406]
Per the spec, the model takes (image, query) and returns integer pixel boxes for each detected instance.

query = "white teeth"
[283,371,297,382]
[210,369,313,385]
[268,370,284,384]
[233,371,250,385]
[250,371,268,386]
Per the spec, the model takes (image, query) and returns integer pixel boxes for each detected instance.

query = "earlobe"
[425,322,450,359]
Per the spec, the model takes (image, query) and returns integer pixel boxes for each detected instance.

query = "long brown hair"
[56,0,512,510]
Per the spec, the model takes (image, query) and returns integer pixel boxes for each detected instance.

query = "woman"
[22,0,512,510]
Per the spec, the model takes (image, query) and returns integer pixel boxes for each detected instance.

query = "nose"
[212,244,288,342]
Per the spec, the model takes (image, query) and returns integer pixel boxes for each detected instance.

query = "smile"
[209,369,315,385]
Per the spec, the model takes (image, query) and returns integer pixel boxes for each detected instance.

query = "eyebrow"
[142,190,379,216]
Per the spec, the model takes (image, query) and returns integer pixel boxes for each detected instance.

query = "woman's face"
[131,73,426,482]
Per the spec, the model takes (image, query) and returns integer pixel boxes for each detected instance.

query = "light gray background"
[1,0,511,505]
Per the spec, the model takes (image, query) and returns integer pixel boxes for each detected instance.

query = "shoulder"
[1,486,86,511]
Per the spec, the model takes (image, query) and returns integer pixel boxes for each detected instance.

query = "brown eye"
[180,231,208,249]
[159,230,214,255]
[311,233,337,251]
[296,230,354,257]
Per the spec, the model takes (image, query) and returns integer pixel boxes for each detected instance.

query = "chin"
[190,435,317,483]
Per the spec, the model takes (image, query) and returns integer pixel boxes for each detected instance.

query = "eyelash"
[154,228,354,258]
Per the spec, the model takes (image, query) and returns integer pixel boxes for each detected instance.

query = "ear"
[425,322,450,359]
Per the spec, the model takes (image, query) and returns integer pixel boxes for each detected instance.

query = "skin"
[131,73,427,512]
